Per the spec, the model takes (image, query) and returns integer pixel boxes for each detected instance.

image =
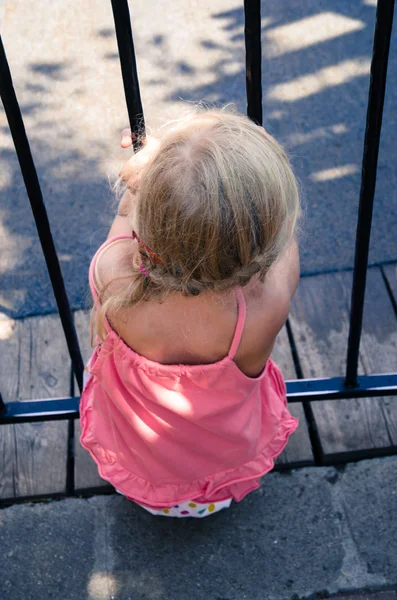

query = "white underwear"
[116,490,232,518]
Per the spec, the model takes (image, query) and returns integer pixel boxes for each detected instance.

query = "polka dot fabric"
[139,498,232,518]
[116,490,232,518]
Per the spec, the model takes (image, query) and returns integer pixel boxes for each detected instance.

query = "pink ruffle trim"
[80,398,298,509]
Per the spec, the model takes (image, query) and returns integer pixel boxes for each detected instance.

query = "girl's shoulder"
[93,216,138,297]
[93,224,299,376]
[231,240,299,375]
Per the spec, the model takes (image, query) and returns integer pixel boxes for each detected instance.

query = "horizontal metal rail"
[0,397,80,424]
[1,373,397,425]
[1,1,397,509]
[287,373,397,402]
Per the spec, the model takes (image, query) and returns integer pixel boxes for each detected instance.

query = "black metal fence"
[0,0,396,486]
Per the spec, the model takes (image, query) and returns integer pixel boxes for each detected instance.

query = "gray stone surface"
[0,0,397,317]
[336,458,397,584]
[1,457,396,600]
[332,593,397,600]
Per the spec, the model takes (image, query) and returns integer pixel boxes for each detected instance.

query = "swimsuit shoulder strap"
[89,234,132,302]
[227,287,247,360]
[89,234,133,334]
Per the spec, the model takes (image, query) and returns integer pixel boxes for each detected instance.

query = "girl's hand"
[118,130,160,218]
[119,129,160,183]
[120,128,135,148]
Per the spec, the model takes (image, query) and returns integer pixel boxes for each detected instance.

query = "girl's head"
[94,108,300,338]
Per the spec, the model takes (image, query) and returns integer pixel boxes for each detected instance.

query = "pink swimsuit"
[80,235,298,517]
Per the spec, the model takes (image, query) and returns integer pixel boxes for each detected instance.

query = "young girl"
[80,108,300,518]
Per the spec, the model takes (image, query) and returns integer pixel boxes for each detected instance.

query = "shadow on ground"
[0,0,396,317]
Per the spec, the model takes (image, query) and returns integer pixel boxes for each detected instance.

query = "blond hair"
[93,108,300,342]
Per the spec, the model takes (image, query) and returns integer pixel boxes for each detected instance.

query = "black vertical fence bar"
[111,0,145,149]
[0,36,84,393]
[0,393,5,414]
[244,0,263,126]
[345,0,395,387]
[66,364,76,495]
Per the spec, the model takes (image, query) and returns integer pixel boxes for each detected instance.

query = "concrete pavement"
[1,456,396,600]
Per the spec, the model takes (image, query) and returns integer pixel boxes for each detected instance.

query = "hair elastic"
[139,264,150,277]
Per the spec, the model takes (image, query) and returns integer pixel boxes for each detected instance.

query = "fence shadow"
[157,0,397,277]
[0,0,396,318]
[0,54,119,318]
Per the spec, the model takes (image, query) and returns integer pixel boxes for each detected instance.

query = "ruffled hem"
[80,384,298,508]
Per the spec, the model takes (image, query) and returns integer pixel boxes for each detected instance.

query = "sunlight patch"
[87,572,118,600]
[287,123,348,146]
[58,254,73,262]
[267,58,371,102]
[130,414,160,442]
[310,164,359,182]
[265,12,365,58]
[266,109,286,121]
[0,313,16,341]
[221,61,242,76]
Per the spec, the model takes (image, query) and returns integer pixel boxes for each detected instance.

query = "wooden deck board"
[289,269,397,461]
[272,327,314,467]
[2,264,396,500]
[0,314,70,499]
[378,265,397,441]
[383,264,397,309]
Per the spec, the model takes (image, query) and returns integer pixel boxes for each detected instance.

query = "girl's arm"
[106,130,159,241]
[106,191,135,240]
[106,214,132,240]
[286,237,300,300]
